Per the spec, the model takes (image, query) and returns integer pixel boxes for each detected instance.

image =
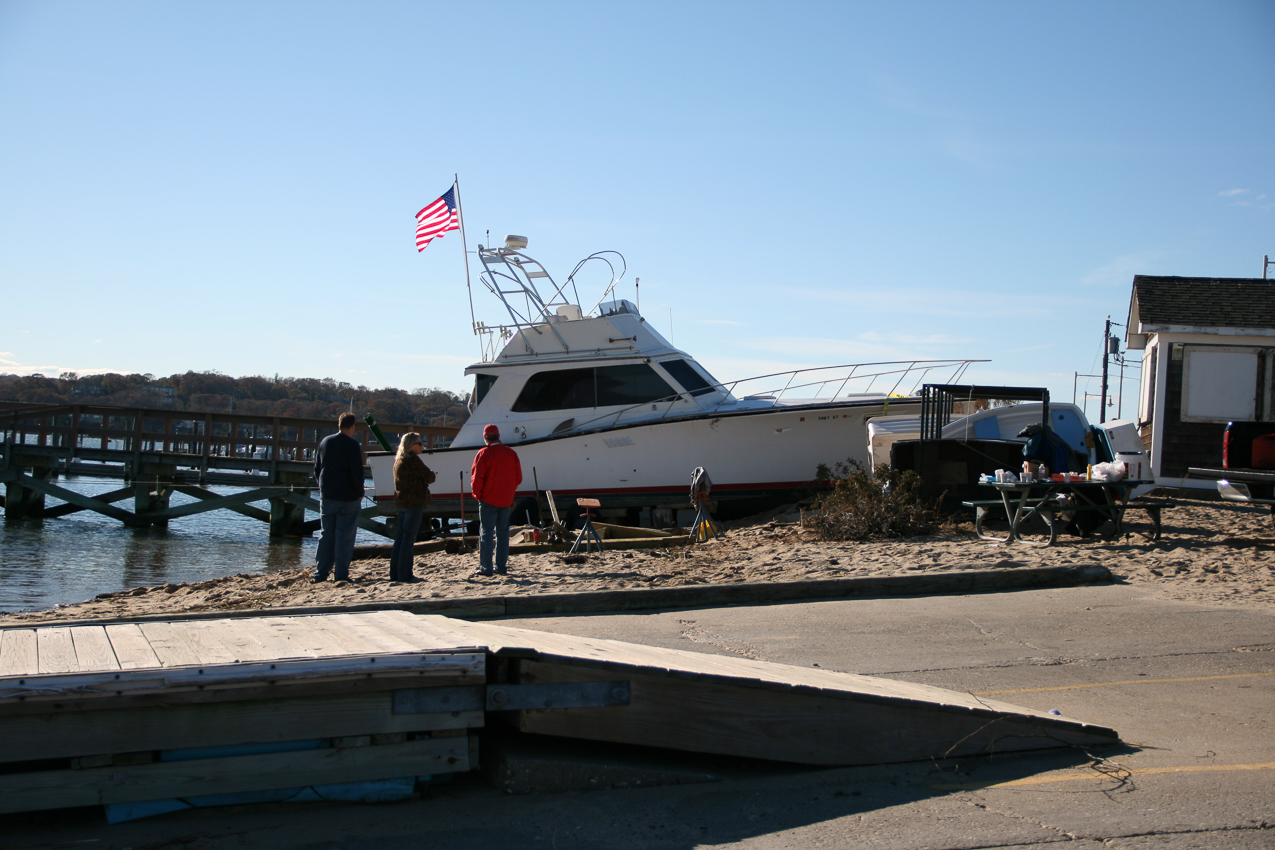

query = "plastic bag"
[1089,461,1125,483]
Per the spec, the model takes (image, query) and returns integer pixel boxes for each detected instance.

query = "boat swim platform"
[0,610,1118,815]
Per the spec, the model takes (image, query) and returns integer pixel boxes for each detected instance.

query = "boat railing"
[563,359,984,434]
[710,359,982,409]
[474,246,626,362]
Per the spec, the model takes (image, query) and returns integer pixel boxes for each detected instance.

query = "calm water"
[0,477,385,614]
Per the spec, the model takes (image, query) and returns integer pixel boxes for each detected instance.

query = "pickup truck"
[1187,420,1275,509]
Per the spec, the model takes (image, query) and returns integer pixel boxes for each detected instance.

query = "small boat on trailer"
[369,237,980,525]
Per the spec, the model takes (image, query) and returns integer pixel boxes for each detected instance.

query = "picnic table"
[964,479,1169,547]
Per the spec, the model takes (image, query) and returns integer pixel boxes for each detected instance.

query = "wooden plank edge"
[0,700,484,764]
[0,652,485,705]
[499,653,1119,742]
[0,736,470,814]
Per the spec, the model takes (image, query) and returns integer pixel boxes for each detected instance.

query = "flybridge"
[473,235,632,362]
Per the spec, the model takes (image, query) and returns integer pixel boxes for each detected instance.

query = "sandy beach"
[2,497,1271,626]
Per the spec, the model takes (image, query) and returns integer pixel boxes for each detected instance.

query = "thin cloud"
[873,75,967,123]
[0,360,118,377]
[1217,188,1271,211]
[786,286,1085,320]
[1081,253,1162,287]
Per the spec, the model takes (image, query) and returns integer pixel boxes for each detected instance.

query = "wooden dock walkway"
[0,610,1119,816]
[0,611,485,814]
[0,402,457,537]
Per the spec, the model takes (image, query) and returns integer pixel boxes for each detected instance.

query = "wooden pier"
[0,611,485,815]
[0,402,458,538]
[0,610,1119,817]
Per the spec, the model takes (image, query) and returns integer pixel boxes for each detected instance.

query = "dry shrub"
[808,460,941,542]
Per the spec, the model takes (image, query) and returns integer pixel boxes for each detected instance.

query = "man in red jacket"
[470,424,523,576]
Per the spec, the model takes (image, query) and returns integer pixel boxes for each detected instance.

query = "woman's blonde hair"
[396,432,422,460]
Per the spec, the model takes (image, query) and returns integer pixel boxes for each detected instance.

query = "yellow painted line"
[974,670,1275,695]
[933,761,1275,791]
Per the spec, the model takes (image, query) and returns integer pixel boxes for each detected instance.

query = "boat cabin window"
[512,364,677,412]
[659,359,718,397]
[473,374,498,408]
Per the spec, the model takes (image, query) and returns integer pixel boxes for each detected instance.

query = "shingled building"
[1125,275,1275,488]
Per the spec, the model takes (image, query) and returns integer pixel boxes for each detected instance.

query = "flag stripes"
[415,186,459,251]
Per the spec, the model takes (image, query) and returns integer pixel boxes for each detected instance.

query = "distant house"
[1125,275,1275,489]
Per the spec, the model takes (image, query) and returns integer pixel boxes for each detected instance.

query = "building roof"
[1128,276,1275,340]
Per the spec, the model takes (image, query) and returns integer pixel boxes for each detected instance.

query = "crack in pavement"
[874,644,1265,676]
[968,617,1050,653]
[676,618,763,659]
[964,798,1084,843]
[930,822,1273,849]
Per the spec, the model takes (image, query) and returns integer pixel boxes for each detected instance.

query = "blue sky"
[2,0,1272,419]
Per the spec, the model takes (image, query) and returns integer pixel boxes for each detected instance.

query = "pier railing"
[0,401,458,482]
[0,402,460,536]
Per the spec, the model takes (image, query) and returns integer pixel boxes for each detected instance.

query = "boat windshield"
[511,364,677,412]
[473,374,498,408]
[660,359,718,397]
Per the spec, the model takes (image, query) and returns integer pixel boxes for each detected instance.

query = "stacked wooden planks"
[0,611,486,814]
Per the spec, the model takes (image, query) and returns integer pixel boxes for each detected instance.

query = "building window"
[1138,346,1157,427]
[1180,346,1258,423]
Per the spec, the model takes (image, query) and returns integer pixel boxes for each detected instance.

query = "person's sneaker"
[310,575,327,584]
[495,568,508,575]
[473,569,494,577]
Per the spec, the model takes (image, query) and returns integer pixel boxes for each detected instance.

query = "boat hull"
[369,398,920,522]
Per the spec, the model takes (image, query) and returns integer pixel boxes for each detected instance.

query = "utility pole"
[1100,317,1110,424]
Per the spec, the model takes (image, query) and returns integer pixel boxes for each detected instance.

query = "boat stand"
[690,494,722,542]
[688,467,722,542]
[569,497,605,554]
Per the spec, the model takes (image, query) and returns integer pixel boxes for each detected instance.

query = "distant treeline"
[0,371,469,428]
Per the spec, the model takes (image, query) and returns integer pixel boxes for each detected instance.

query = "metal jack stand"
[569,497,605,554]
[691,495,722,542]
[689,467,723,542]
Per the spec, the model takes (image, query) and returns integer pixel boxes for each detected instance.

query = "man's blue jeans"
[478,500,512,574]
[314,497,361,581]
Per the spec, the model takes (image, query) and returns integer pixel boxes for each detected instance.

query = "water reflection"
[0,476,380,613]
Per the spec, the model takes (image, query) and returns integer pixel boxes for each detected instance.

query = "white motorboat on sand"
[369,236,980,525]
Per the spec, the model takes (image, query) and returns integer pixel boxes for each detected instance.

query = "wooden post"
[68,406,81,468]
[270,472,312,538]
[134,463,177,528]
[4,459,56,519]
[134,481,173,528]
[270,416,281,481]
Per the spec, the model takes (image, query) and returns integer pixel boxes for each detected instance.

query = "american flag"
[415,186,459,251]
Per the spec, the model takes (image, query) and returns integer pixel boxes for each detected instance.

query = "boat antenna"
[635,277,640,314]
[453,174,477,340]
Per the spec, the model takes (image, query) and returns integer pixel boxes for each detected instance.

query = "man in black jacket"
[312,412,364,582]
